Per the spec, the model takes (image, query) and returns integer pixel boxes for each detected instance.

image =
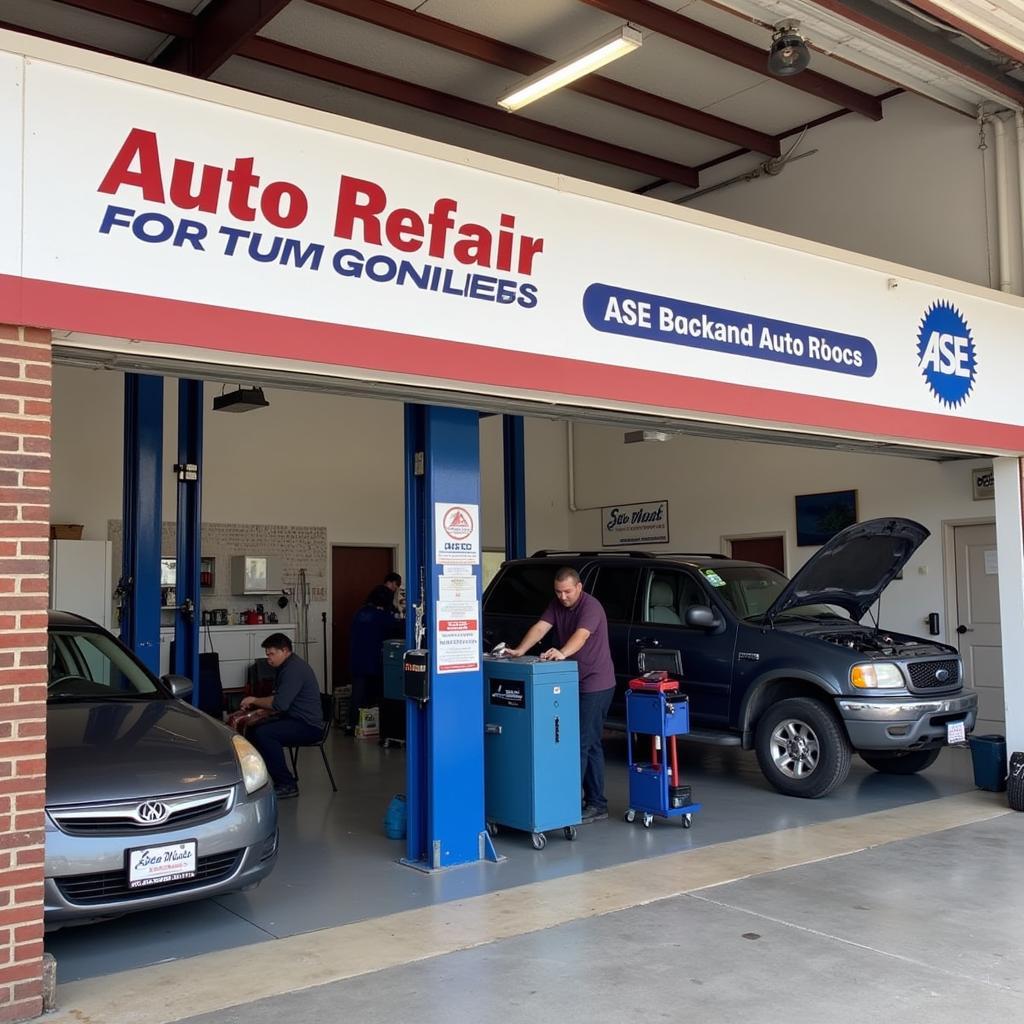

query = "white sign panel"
[0,52,22,280]
[434,502,479,566]
[435,598,480,674]
[602,500,670,546]
[6,56,1024,449]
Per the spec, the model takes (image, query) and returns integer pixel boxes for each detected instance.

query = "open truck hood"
[765,517,929,623]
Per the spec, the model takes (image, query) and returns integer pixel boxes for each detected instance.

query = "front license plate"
[128,840,197,889]
[947,720,967,744]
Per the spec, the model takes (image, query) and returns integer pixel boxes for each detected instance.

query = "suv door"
[629,568,736,724]
[588,563,641,719]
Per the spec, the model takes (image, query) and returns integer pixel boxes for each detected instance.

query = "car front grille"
[55,849,244,905]
[906,659,961,694]
[49,788,234,837]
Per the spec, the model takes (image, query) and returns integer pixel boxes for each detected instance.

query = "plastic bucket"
[384,794,407,839]
[968,734,1007,792]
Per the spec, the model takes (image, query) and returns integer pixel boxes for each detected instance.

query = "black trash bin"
[969,734,1007,792]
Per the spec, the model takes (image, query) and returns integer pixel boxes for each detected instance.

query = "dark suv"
[482,518,978,798]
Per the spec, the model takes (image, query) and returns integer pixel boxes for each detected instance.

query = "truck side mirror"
[684,605,722,632]
[162,674,194,700]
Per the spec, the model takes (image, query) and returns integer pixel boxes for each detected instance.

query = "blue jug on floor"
[384,794,407,840]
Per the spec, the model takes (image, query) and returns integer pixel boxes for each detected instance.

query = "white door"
[954,523,1003,735]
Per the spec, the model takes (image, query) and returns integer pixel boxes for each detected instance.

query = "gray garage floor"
[45,731,979,983]
[174,812,1024,1024]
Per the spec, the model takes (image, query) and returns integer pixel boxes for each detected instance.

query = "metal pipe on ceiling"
[993,113,1014,292]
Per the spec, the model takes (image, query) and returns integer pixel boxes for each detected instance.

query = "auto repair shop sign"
[602,500,669,546]
[4,46,1024,451]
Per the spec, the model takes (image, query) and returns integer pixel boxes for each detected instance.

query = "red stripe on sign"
[439,620,477,630]
[4,274,1023,453]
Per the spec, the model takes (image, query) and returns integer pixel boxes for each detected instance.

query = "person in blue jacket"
[347,585,402,735]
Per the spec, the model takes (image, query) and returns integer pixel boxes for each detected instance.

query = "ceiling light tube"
[497,25,643,112]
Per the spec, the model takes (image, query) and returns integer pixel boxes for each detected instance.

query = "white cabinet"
[230,555,282,595]
[50,540,113,629]
[159,624,296,688]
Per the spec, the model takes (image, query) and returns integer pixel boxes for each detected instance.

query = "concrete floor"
[172,812,1024,1024]
[45,730,978,983]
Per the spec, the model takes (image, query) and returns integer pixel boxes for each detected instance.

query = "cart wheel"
[563,826,577,841]
[642,813,653,829]
[486,821,498,838]
[625,809,636,823]
[531,832,547,851]
[682,814,692,829]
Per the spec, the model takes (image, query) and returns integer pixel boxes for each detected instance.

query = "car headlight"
[232,734,270,794]
[850,662,905,689]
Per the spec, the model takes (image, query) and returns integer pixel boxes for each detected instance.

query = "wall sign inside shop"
[602,500,669,546]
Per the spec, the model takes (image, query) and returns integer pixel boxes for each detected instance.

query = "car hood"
[765,517,929,623]
[46,698,241,806]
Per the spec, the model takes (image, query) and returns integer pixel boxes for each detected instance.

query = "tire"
[754,697,852,799]
[860,748,941,775]
[1008,752,1024,811]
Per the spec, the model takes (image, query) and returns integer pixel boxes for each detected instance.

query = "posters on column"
[434,502,480,673]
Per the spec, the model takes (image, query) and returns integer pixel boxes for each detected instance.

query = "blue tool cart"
[625,676,702,829]
[482,655,581,850]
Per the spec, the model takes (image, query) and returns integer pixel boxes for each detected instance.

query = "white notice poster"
[436,598,480,673]
[434,503,480,565]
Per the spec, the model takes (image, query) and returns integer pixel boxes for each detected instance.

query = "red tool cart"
[624,672,702,829]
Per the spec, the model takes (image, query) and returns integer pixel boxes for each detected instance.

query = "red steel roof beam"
[51,0,193,38]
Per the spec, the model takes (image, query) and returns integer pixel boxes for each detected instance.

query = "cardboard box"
[49,524,84,540]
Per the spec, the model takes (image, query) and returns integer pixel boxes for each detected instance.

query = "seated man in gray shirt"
[241,632,324,799]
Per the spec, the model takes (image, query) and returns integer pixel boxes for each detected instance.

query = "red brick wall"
[0,326,51,1024]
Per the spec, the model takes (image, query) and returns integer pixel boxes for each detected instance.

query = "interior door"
[332,545,395,691]
[954,523,1003,734]
[729,535,785,573]
[629,568,734,724]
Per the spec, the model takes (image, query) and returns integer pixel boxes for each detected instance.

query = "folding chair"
[287,692,337,792]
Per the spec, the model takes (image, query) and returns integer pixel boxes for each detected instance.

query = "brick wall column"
[0,326,51,1023]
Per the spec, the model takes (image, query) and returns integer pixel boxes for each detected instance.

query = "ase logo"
[916,301,977,408]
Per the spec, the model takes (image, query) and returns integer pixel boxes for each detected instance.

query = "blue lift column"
[404,405,498,870]
[502,415,526,560]
[173,380,203,705]
[120,373,163,676]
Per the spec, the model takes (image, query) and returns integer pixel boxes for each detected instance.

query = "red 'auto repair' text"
[97,129,546,276]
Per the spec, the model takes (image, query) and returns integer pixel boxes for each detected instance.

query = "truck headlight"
[232,734,270,794]
[850,663,905,689]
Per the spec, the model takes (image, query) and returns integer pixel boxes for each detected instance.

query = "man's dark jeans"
[580,686,614,812]
[248,716,322,787]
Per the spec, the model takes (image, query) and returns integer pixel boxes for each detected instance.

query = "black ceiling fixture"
[212,385,270,413]
[767,21,811,77]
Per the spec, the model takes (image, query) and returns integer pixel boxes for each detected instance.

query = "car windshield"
[48,628,163,701]
[699,566,849,622]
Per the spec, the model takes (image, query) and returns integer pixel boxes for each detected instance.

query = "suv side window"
[642,570,709,626]
[484,565,557,617]
[590,566,640,623]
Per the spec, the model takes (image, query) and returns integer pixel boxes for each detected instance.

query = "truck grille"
[49,789,234,837]
[906,659,961,694]
[55,850,243,905]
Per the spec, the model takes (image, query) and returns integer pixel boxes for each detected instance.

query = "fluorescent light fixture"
[497,25,643,112]
[624,430,670,444]
[212,385,270,413]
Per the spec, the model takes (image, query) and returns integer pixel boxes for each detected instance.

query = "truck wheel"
[755,697,851,799]
[860,749,941,775]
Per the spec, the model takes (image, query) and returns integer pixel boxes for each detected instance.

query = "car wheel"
[860,749,941,775]
[755,697,851,799]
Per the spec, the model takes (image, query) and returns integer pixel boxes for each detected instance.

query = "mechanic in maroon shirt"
[506,567,616,823]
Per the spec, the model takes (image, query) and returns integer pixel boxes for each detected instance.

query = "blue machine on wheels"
[625,673,702,830]
[482,655,582,850]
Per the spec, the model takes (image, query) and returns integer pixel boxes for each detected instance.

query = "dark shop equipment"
[624,672,702,829]
[969,734,1007,792]
[482,655,581,850]
[381,639,407,748]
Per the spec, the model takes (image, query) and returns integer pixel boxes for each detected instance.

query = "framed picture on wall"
[794,489,858,547]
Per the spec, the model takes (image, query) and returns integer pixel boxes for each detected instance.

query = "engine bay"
[816,629,949,658]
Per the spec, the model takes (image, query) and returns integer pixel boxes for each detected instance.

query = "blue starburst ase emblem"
[916,301,977,408]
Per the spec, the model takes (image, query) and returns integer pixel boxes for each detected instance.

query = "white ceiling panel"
[703,79,846,133]
[0,0,168,60]
[215,56,654,192]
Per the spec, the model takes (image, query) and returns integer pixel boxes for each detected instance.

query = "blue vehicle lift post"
[173,380,203,704]
[120,373,163,675]
[403,404,498,870]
